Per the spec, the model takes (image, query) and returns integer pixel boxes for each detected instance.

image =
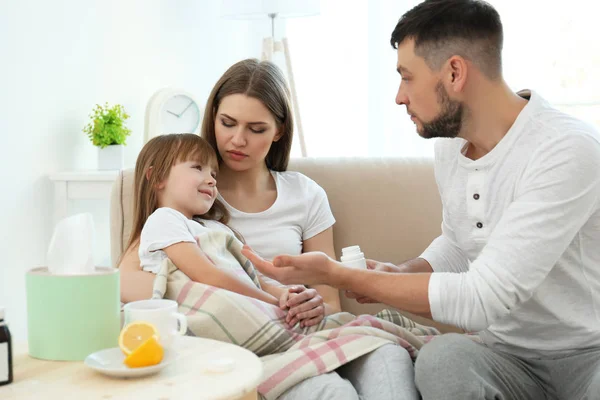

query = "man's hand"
[242,245,334,286]
[344,259,395,303]
[365,259,396,273]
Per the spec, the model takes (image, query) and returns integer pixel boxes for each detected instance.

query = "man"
[243,0,600,399]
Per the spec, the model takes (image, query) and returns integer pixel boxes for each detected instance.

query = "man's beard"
[418,81,464,139]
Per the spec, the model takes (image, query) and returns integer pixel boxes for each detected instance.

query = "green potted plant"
[83,103,131,170]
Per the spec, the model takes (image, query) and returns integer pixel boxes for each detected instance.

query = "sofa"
[110,157,462,333]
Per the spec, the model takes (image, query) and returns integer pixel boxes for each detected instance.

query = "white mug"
[123,299,187,348]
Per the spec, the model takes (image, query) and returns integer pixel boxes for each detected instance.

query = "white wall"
[286,0,600,158]
[286,0,436,158]
[0,0,267,339]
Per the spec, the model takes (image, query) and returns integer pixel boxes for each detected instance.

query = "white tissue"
[47,213,96,275]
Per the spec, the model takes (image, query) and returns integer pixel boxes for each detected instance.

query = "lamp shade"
[220,0,320,20]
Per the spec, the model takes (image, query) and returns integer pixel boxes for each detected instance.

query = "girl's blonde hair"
[201,58,294,171]
[126,134,230,252]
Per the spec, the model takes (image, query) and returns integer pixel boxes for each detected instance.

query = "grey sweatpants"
[278,343,419,400]
[415,333,600,400]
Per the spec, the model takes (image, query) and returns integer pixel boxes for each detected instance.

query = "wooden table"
[0,336,263,400]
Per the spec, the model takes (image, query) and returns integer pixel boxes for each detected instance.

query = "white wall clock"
[144,88,203,142]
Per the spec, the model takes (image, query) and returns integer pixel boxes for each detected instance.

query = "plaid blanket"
[151,231,441,399]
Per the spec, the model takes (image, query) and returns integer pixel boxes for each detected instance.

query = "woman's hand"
[283,286,325,328]
[278,285,301,309]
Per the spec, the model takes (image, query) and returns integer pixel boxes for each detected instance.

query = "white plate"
[84,347,177,378]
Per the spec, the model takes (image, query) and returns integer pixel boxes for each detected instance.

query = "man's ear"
[447,55,468,92]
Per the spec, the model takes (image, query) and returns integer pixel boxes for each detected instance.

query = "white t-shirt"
[139,207,235,274]
[218,171,335,261]
[421,90,600,355]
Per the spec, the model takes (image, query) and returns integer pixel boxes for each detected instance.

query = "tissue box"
[26,267,121,361]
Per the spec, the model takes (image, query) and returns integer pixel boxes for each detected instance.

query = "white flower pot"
[98,145,124,170]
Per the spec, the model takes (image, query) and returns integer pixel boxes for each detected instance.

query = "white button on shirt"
[421,90,600,356]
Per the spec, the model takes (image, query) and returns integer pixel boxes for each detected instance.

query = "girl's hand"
[285,286,325,328]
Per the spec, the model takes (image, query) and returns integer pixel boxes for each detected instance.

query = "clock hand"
[166,110,180,118]
[178,100,194,117]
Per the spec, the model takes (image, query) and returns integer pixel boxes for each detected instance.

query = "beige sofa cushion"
[110,157,461,333]
[288,157,441,265]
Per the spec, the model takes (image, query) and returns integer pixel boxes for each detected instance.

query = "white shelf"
[49,170,121,224]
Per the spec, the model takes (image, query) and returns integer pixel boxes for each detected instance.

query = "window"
[286,0,599,157]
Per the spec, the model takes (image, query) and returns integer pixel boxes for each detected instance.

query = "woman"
[119,59,418,400]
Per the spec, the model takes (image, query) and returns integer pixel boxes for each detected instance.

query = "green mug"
[26,267,120,361]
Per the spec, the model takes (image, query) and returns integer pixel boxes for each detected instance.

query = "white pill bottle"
[340,245,367,269]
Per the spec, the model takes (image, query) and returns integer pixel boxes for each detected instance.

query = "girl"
[130,133,307,308]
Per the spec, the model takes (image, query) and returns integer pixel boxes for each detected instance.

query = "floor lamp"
[221,0,320,157]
